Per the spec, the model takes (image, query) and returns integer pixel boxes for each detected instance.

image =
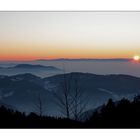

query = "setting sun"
[133,55,140,61]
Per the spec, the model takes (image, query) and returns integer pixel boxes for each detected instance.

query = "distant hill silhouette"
[0,64,62,77]
[36,58,132,62]
[14,64,60,70]
[0,64,61,71]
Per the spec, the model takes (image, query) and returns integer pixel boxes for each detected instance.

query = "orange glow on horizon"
[0,55,133,61]
[0,42,139,61]
[0,52,135,61]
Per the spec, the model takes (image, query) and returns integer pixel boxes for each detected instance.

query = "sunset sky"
[0,12,140,61]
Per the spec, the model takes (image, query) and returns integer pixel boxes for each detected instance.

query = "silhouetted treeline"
[0,106,82,128]
[86,96,140,128]
[2,96,140,128]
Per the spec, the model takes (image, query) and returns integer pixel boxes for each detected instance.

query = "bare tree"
[53,73,72,118]
[54,72,88,120]
[70,73,88,121]
[33,92,46,117]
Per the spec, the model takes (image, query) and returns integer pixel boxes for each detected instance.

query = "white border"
[1,0,140,140]
[0,129,140,140]
[0,0,140,10]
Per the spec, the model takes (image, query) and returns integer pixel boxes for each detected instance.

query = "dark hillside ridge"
[0,72,140,116]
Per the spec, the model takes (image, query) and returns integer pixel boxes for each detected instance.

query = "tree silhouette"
[53,73,72,118]
[1,96,140,128]
[33,92,47,117]
[54,73,88,120]
[70,73,88,121]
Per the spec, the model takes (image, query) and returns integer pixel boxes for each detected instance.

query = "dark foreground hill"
[86,96,140,128]
[1,96,140,128]
[0,105,82,128]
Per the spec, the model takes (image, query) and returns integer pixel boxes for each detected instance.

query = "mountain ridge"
[36,58,132,62]
[0,64,61,71]
[0,72,140,116]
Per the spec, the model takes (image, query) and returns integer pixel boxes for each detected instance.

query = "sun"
[133,55,140,61]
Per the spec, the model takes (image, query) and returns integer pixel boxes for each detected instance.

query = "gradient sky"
[0,12,140,60]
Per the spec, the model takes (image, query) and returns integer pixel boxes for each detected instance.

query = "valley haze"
[0,58,139,78]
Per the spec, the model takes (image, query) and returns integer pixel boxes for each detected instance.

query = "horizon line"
[0,58,133,62]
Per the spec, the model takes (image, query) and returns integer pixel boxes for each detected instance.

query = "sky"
[0,12,140,61]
